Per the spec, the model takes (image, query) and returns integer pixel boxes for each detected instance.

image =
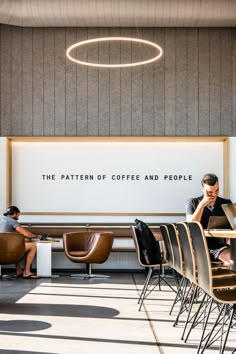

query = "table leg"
[36,243,52,277]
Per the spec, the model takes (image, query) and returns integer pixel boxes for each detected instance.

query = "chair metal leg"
[139,268,153,311]
[172,269,181,288]
[196,297,215,353]
[138,265,177,312]
[221,304,235,353]
[138,268,152,304]
[169,278,183,315]
[141,266,176,301]
[150,265,177,292]
[200,303,235,353]
[200,303,225,353]
[174,279,192,327]
[158,264,162,291]
[170,276,186,316]
[181,285,200,339]
[160,273,177,293]
[70,264,111,279]
[184,293,209,343]
[143,268,164,300]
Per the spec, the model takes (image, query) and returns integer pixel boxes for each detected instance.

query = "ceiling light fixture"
[66,37,163,68]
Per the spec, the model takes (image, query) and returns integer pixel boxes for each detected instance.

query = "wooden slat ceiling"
[0,0,235,27]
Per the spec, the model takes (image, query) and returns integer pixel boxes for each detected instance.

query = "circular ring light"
[66,37,163,68]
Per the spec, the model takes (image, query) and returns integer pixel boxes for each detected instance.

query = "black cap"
[3,206,20,216]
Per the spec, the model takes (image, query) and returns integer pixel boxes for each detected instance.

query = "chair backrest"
[0,232,25,265]
[134,219,162,264]
[166,224,183,275]
[160,224,174,267]
[130,226,145,267]
[63,231,114,264]
[187,221,212,293]
[130,225,161,266]
[176,222,197,284]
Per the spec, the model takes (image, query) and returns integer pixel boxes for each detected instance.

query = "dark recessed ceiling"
[0,0,235,27]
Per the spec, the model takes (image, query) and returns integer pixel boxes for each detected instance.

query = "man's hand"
[200,195,216,207]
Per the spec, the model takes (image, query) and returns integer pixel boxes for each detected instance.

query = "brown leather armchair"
[63,231,114,279]
[0,232,25,278]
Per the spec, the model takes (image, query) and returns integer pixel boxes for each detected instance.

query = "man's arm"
[186,195,216,222]
[15,225,36,239]
[186,202,204,222]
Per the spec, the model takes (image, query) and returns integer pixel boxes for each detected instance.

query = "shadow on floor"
[0,320,51,332]
[0,350,56,354]
[0,303,119,318]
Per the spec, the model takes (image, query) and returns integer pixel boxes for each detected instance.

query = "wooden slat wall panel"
[142,28,154,136]
[11,26,22,135]
[164,28,176,135]
[98,27,110,136]
[87,28,99,135]
[199,29,210,136]
[65,28,77,136]
[153,28,165,135]
[1,25,11,136]
[221,29,232,136]
[0,25,235,137]
[175,28,187,136]
[120,27,132,136]
[22,28,33,135]
[43,28,55,135]
[209,29,221,135]
[77,28,88,136]
[32,28,44,136]
[131,27,143,136]
[233,31,236,135]
[110,27,121,136]
[55,28,66,136]
[187,29,199,135]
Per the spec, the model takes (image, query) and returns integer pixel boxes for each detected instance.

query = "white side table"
[35,240,59,277]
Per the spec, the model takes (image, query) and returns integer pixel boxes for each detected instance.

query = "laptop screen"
[207,216,231,230]
[222,203,236,230]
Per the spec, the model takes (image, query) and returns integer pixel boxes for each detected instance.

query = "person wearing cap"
[0,206,39,278]
[185,173,232,266]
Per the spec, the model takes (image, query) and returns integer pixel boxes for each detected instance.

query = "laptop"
[222,203,236,230]
[207,215,232,230]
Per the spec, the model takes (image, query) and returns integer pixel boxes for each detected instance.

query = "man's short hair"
[3,206,20,216]
[201,173,218,187]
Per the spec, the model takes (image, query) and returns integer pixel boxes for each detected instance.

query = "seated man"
[0,206,39,278]
[185,173,231,266]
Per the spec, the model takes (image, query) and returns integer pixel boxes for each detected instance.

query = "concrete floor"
[0,272,235,354]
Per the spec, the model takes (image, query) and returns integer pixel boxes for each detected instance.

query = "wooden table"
[205,230,236,271]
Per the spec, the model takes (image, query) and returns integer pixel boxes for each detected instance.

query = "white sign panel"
[11,140,225,214]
